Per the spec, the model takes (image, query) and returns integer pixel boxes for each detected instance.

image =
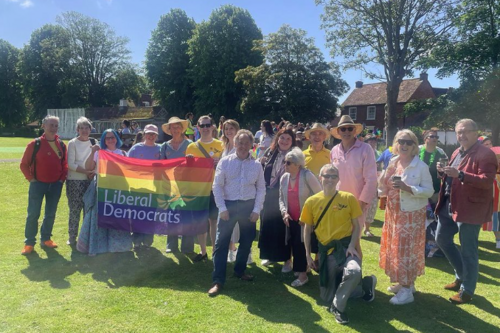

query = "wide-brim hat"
[330,115,364,139]
[162,117,188,135]
[304,123,330,140]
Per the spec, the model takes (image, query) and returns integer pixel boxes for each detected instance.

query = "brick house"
[341,73,448,135]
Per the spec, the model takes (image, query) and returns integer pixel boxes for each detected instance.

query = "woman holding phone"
[378,130,434,305]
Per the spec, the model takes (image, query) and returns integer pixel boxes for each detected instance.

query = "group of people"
[19,113,498,325]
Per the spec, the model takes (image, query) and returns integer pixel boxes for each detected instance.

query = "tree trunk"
[385,79,401,146]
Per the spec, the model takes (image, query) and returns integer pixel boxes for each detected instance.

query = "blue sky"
[1,0,459,103]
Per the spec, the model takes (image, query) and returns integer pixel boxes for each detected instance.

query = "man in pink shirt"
[330,115,378,238]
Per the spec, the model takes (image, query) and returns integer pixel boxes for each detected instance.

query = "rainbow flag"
[97,150,213,236]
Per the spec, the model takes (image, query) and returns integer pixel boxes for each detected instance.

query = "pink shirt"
[330,139,378,204]
[287,173,301,221]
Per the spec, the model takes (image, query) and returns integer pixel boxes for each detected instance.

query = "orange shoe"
[21,245,34,255]
[42,240,58,248]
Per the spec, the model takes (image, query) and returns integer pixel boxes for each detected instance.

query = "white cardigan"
[379,155,434,212]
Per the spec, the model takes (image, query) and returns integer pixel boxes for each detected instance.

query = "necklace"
[419,146,436,166]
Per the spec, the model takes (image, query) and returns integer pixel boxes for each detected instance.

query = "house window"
[349,107,357,120]
[367,106,376,120]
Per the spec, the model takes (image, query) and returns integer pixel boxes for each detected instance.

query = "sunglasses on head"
[199,123,212,128]
[398,139,414,146]
[321,174,339,179]
[340,127,354,132]
[427,135,439,139]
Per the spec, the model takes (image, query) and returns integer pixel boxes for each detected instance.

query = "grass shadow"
[21,248,75,289]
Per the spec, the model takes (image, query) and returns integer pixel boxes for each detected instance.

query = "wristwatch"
[458,171,465,182]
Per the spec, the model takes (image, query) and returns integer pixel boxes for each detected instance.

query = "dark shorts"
[209,192,218,221]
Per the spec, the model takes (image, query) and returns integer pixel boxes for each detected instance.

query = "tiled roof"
[343,78,437,106]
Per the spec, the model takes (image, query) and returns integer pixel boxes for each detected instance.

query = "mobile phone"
[439,158,448,168]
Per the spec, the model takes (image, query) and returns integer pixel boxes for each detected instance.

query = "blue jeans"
[436,200,481,295]
[212,200,256,285]
[25,180,63,246]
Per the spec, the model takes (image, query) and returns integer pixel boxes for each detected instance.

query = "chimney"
[355,81,363,88]
[419,72,428,81]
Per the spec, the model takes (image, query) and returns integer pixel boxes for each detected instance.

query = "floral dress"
[379,162,426,285]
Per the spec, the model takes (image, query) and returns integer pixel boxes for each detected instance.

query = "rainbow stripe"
[97,150,213,236]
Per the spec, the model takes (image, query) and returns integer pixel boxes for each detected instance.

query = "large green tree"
[146,9,196,116]
[317,0,457,145]
[236,25,348,124]
[19,24,82,120]
[56,11,132,107]
[0,39,27,127]
[188,5,263,120]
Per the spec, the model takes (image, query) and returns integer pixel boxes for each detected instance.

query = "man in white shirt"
[208,130,266,297]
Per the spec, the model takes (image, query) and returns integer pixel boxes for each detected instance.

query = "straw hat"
[304,123,330,140]
[330,115,364,139]
[162,117,188,135]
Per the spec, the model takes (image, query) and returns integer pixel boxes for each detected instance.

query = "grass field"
[1,138,499,332]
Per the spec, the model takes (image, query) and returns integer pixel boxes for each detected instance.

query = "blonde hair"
[221,119,240,148]
[392,129,419,156]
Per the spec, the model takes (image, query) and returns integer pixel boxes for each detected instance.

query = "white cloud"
[7,0,34,8]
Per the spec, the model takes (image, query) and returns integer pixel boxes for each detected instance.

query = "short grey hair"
[456,119,478,131]
[76,116,92,130]
[234,129,254,144]
[42,115,59,124]
[285,147,305,167]
[319,164,339,177]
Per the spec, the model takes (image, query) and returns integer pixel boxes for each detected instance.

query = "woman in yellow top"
[185,112,195,140]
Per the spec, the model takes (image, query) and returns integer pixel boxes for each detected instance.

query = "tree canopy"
[236,25,348,124]
[145,9,196,116]
[188,5,263,120]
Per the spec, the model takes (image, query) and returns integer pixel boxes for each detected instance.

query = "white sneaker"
[281,261,293,273]
[261,259,272,267]
[387,284,416,294]
[246,251,254,265]
[227,249,237,263]
[496,239,500,249]
[389,287,414,305]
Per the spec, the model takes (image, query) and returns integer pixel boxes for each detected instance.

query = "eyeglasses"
[285,161,293,165]
[321,174,339,179]
[427,135,439,139]
[340,127,354,132]
[199,123,212,128]
[398,139,414,146]
[105,136,116,140]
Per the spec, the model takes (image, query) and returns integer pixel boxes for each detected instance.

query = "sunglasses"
[427,135,439,139]
[199,123,212,128]
[340,127,354,132]
[321,174,339,179]
[398,139,414,146]
[285,161,294,165]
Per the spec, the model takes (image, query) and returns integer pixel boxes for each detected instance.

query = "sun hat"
[162,117,188,135]
[304,123,331,140]
[144,124,158,135]
[330,115,364,139]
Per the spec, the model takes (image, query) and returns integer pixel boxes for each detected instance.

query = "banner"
[97,150,213,236]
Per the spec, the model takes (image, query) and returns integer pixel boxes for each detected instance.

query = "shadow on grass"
[21,248,75,289]
[346,291,500,332]
[425,257,500,287]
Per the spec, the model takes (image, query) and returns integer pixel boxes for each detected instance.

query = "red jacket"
[20,134,68,182]
[435,142,498,224]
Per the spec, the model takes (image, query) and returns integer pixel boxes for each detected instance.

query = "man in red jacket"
[20,115,68,255]
[435,119,498,304]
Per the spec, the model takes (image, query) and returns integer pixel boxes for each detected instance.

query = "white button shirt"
[212,153,266,214]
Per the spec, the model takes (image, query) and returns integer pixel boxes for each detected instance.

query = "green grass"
[1,137,499,332]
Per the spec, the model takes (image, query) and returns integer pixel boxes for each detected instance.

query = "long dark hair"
[261,120,274,136]
[270,129,296,152]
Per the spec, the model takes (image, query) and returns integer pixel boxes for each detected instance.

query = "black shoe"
[193,253,208,262]
[362,275,377,302]
[329,305,349,325]
[234,273,254,281]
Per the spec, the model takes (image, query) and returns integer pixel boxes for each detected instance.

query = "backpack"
[30,137,75,180]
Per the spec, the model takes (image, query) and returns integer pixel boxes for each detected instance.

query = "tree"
[318,0,457,144]
[188,5,263,120]
[236,25,348,124]
[19,24,82,120]
[420,0,500,144]
[56,11,132,106]
[145,9,196,116]
[0,39,27,127]
[106,65,147,106]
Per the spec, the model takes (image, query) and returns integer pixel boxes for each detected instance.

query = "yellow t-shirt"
[300,191,362,246]
[304,146,331,177]
[186,139,223,159]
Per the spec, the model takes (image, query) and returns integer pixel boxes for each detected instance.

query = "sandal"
[291,278,309,287]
